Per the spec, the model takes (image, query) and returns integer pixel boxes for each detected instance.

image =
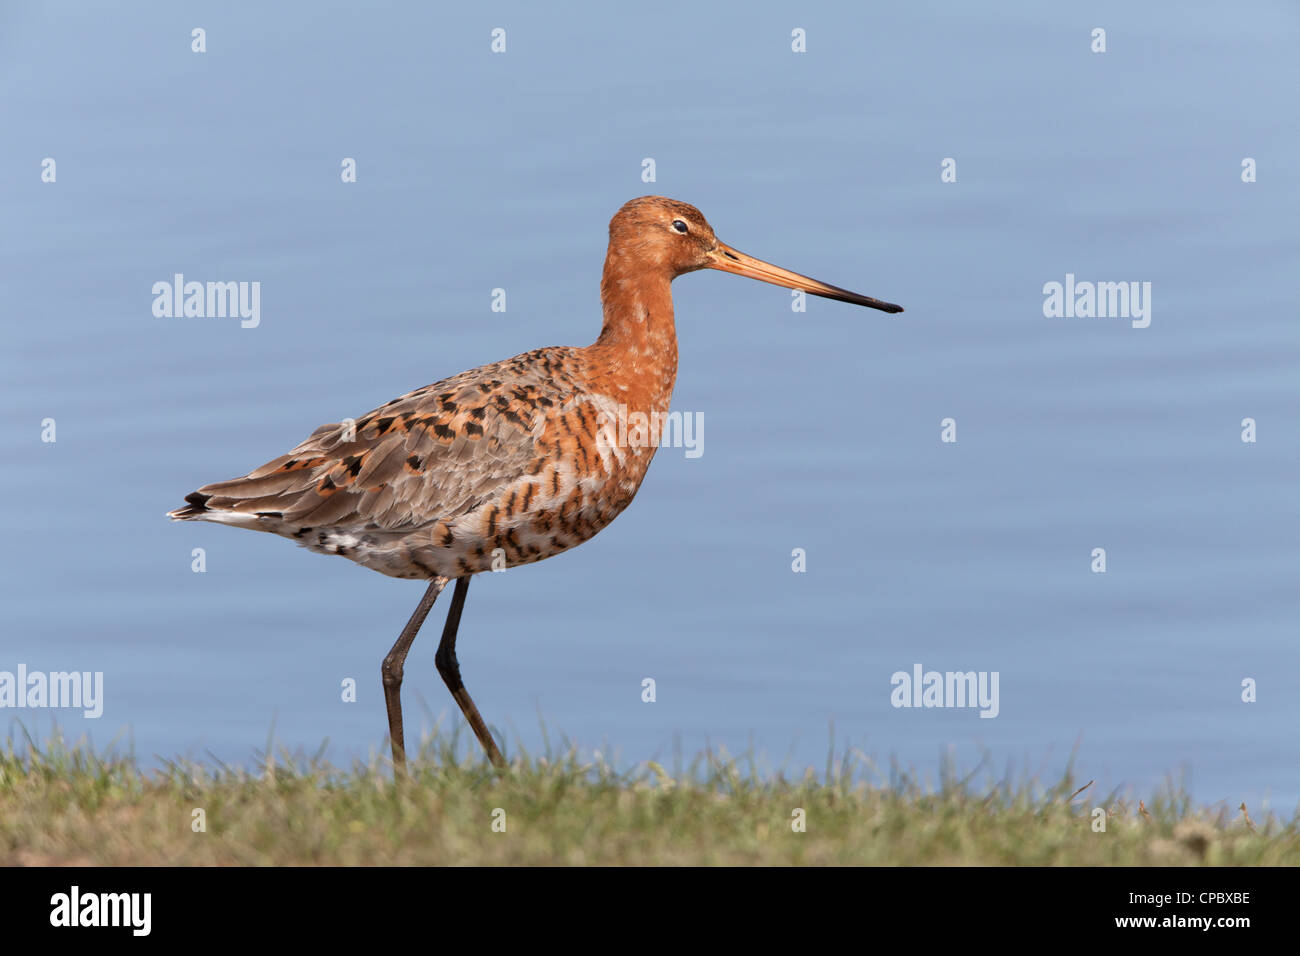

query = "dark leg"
[382,576,447,771]
[435,576,505,767]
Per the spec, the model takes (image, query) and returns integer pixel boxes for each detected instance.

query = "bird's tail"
[168,491,212,520]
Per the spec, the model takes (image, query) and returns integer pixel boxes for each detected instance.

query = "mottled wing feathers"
[174,348,582,534]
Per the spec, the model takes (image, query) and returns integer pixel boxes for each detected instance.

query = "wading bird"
[169,196,902,769]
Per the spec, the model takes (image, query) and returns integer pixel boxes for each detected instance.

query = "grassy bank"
[2,733,1296,865]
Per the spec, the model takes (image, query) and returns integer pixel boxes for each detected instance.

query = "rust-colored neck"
[588,251,679,413]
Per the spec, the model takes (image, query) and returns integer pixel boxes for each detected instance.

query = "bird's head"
[606,195,903,313]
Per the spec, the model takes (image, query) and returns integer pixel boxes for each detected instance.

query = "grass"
[2,729,1297,865]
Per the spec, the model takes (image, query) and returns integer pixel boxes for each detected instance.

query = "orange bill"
[707,242,903,313]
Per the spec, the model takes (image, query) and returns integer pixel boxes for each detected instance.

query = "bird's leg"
[382,576,448,772]
[435,576,505,767]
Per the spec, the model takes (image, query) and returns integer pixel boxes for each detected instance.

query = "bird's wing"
[176,348,583,533]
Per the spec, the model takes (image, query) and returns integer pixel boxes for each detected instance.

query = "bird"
[169,196,903,770]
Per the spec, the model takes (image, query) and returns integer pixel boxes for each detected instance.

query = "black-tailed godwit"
[169,196,903,769]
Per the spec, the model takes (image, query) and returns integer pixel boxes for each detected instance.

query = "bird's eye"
[672,219,688,234]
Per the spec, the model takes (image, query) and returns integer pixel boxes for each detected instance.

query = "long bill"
[707,242,903,313]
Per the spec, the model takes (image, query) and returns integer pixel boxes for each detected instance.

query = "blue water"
[2,2,1297,809]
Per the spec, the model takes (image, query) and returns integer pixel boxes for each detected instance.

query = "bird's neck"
[589,258,679,413]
